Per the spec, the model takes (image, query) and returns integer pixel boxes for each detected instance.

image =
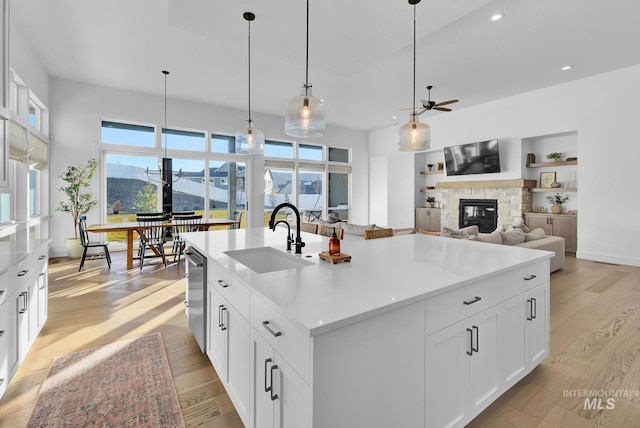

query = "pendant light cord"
[247,17,252,123]
[305,0,310,94]
[412,3,417,116]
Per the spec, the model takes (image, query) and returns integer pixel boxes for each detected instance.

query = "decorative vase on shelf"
[551,205,563,214]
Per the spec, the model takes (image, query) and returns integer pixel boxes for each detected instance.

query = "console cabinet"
[524,213,577,253]
[415,207,441,232]
[0,241,49,400]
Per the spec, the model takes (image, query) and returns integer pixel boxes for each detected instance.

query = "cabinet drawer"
[208,262,250,319]
[426,276,502,335]
[502,261,549,301]
[0,349,8,398]
[250,294,310,382]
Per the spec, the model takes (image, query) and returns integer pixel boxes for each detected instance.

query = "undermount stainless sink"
[224,247,313,274]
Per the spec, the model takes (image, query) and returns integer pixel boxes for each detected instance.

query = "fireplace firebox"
[459,199,498,233]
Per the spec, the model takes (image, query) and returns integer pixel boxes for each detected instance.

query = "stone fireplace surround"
[436,179,536,232]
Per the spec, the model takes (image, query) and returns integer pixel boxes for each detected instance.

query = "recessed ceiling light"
[392,115,397,120]
[490,13,503,22]
[562,65,573,71]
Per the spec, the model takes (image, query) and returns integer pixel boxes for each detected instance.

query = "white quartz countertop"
[0,239,51,275]
[183,228,551,336]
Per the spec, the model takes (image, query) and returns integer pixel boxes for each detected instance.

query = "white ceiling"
[11,0,640,132]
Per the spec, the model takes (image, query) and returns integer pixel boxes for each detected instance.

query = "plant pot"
[550,205,563,214]
[65,238,83,259]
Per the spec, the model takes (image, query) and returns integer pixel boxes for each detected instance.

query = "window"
[329,166,351,220]
[164,128,205,152]
[28,103,39,128]
[105,153,159,233]
[265,140,293,158]
[299,144,323,161]
[29,169,38,216]
[0,192,10,224]
[211,134,235,153]
[298,164,323,219]
[28,91,47,133]
[170,157,206,212]
[101,121,155,147]
[209,160,246,228]
[329,147,349,163]
[264,165,293,226]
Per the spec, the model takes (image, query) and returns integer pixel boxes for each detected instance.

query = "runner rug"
[27,332,185,427]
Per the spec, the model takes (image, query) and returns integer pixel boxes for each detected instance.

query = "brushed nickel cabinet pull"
[524,274,537,281]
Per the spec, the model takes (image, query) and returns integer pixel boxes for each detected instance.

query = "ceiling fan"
[417,85,458,114]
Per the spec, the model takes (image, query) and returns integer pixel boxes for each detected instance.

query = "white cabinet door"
[502,283,549,389]
[206,283,227,379]
[250,330,310,428]
[426,304,502,428]
[251,330,275,428]
[426,318,468,428]
[226,301,250,425]
[207,283,250,425]
[37,269,48,330]
[502,292,529,389]
[0,291,17,399]
[526,285,549,368]
[468,305,502,415]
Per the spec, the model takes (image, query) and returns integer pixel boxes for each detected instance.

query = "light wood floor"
[0,251,243,428]
[2,252,640,427]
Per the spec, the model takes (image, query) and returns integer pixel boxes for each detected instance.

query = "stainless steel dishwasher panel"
[185,247,206,353]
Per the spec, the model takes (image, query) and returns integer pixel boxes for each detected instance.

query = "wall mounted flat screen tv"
[443,139,500,176]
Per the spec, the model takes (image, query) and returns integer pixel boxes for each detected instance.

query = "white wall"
[47,78,369,257]
[369,64,640,267]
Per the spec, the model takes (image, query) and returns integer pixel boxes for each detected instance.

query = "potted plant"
[545,192,569,214]
[546,152,562,162]
[56,158,99,258]
[426,196,436,208]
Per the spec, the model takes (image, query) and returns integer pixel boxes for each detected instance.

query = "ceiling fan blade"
[434,107,452,112]
[417,108,427,115]
[434,99,459,107]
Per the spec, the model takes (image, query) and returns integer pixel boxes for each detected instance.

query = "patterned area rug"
[27,332,185,427]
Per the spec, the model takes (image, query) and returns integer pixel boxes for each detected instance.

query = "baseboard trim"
[576,251,640,268]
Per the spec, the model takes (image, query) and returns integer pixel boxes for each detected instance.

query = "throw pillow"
[501,229,526,245]
[475,232,503,244]
[441,225,479,239]
[524,227,546,241]
[327,213,341,223]
[341,221,376,236]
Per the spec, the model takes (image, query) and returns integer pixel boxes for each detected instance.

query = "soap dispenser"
[329,227,341,256]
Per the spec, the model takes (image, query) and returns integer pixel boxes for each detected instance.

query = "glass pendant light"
[235,12,265,155]
[398,0,430,151]
[284,0,326,138]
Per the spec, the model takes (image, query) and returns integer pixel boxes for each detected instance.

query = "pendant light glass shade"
[285,0,325,138]
[398,114,430,151]
[398,0,430,151]
[285,86,325,138]
[236,11,264,155]
[235,120,265,154]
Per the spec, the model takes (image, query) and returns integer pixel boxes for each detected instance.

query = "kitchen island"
[183,228,552,428]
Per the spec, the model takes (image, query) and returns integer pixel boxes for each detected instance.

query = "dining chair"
[171,211,195,217]
[137,214,170,269]
[230,211,243,230]
[172,214,202,261]
[317,225,344,239]
[299,222,318,234]
[364,228,395,240]
[77,215,112,271]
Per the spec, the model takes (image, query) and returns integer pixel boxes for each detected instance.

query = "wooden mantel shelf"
[435,179,537,189]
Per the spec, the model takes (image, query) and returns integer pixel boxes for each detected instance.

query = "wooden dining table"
[86,218,238,269]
